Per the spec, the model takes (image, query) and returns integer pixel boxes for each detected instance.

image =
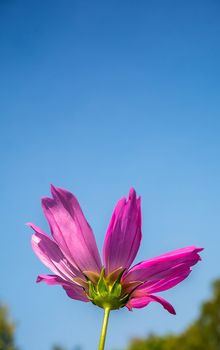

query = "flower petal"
[30,223,83,281]
[37,274,89,302]
[103,188,142,274]
[123,246,203,290]
[126,294,176,314]
[41,185,102,273]
[139,267,192,294]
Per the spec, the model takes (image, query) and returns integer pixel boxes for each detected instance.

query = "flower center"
[85,268,129,310]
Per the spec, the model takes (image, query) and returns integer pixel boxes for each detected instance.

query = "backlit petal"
[30,223,83,281]
[126,294,176,314]
[41,185,102,273]
[123,246,203,288]
[139,267,191,294]
[103,188,142,274]
[37,274,89,302]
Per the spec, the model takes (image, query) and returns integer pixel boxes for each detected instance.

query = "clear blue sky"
[0,1,219,349]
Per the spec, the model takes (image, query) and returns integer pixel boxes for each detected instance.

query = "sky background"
[0,1,220,349]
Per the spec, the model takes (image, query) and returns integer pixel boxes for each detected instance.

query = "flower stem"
[98,308,110,350]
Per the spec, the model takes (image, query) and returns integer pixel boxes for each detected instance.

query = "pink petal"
[41,185,102,273]
[103,188,142,274]
[123,246,203,290]
[126,294,176,314]
[30,223,84,281]
[37,274,89,302]
[139,267,191,294]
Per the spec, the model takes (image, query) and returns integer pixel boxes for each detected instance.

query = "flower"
[29,185,203,315]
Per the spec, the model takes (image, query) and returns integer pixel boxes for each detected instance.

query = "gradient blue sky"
[0,1,220,349]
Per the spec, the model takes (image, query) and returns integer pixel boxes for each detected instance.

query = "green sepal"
[86,267,131,310]
[109,268,124,297]
[119,293,130,305]
[97,267,108,296]
[115,268,125,284]
[106,267,124,284]
[88,280,98,299]
[110,282,122,298]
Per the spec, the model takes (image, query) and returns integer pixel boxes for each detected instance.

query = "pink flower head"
[29,185,203,315]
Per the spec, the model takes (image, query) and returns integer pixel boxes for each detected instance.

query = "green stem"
[98,308,111,350]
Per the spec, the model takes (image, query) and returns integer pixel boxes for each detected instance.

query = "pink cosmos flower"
[29,185,203,315]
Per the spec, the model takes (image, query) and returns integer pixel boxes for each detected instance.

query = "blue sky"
[0,1,219,349]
